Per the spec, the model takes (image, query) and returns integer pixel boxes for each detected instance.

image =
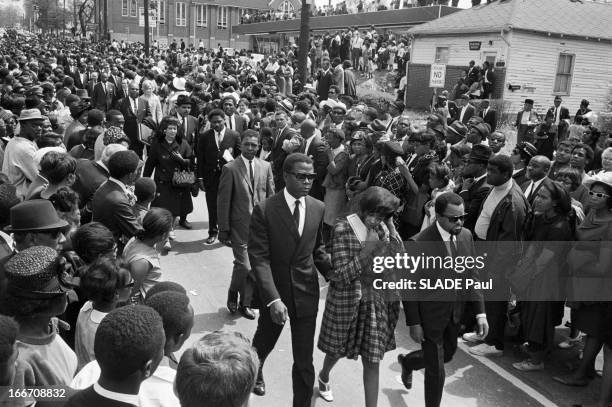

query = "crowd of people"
[0,26,610,407]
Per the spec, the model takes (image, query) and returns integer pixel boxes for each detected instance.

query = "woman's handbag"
[172,169,196,188]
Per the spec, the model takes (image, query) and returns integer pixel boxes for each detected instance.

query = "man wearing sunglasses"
[249,153,331,405]
[399,192,488,407]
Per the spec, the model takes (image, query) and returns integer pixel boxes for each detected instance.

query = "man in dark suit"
[91,72,115,112]
[218,130,275,320]
[478,99,497,132]
[454,94,475,125]
[174,95,199,150]
[521,155,550,207]
[298,119,328,201]
[268,110,297,192]
[223,96,247,134]
[515,98,540,144]
[466,60,480,86]
[399,192,488,407]
[546,96,571,142]
[458,145,492,234]
[118,81,147,158]
[481,61,494,99]
[86,72,98,99]
[316,57,334,101]
[196,109,241,245]
[249,153,332,405]
[73,64,89,90]
[91,150,142,250]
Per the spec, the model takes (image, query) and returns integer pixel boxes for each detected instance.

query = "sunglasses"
[289,172,316,182]
[442,214,467,223]
[589,191,610,198]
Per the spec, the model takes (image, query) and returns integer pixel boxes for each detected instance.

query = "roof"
[409,0,612,41]
[197,0,269,9]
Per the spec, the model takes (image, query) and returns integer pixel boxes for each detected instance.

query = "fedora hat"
[17,108,45,122]
[278,99,294,114]
[5,199,69,232]
[5,246,69,299]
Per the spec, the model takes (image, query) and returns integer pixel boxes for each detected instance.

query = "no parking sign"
[429,63,446,88]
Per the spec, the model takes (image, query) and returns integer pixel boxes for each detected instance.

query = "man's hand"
[198,179,206,192]
[270,300,288,325]
[409,324,424,343]
[218,231,231,246]
[476,316,489,338]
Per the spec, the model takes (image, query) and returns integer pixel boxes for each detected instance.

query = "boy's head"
[135,177,157,204]
[0,315,19,379]
[145,291,194,354]
[80,257,133,305]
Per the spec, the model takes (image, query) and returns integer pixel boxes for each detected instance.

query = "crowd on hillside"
[0,27,611,407]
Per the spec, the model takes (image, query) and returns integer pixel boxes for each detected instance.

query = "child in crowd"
[133,177,157,224]
[0,315,35,406]
[367,56,375,79]
[421,163,455,230]
[74,257,133,370]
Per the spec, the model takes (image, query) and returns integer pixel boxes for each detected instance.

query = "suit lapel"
[272,193,300,241]
[237,157,254,195]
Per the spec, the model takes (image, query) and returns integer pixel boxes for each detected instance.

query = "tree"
[0,2,23,28]
[75,0,95,37]
[33,0,70,34]
[297,0,310,85]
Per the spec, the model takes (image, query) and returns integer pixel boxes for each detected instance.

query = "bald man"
[299,119,329,201]
[522,155,551,207]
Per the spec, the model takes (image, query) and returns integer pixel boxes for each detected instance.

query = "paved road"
[161,195,602,407]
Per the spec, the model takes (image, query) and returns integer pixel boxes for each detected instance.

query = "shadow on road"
[192,307,242,333]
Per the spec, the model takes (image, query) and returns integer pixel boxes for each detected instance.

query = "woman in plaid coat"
[317,186,403,407]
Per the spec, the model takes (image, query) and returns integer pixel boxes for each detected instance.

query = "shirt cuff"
[476,313,487,319]
[267,299,281,307]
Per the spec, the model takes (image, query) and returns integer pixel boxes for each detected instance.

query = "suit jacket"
[73,159,109,210]
[515,110,540,141]
[404,224,485,330]
[316,69,334,100]
[546,105,570,135]
[195,128,241,187]
[456,104,475,124]
[73,72,89,90]
[119,97,148,146]
[479,108,497,132]
[217,157,275,239]
[269,126,296,191]
[248,192,331,318]
[299,134,329,200]
[86,80,96,99]
[225,114,247,134]
[91,82,115,111]
[175,114,199,147]
[521,177,548,207]
[459,176,491,233]
[92,180,141,242]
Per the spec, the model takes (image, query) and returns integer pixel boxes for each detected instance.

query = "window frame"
[130,0,137,17]
[279,1,295,13]
[158,0,165,24]
[196,4,207,27]
[122,0,129,16]
[553,53,575,96]
[176,2,186,27]
[434,46,449,64]
[217,6,228,29]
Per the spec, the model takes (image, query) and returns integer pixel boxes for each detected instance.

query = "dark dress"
[533,123,556,160]
[143,139,194,217]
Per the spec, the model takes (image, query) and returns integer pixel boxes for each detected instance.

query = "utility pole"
[144,0,150,56]
[298,0,310,84]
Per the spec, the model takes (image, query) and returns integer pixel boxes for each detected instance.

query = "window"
[122,0,128,16]
[279,1,295,13]
[130,0,137,17]
[158,0,165,24]
[196,4,207,27]
[217,6,228,29]
[434,47,449,64]
[176,2,186,26]
[553,53,574,95]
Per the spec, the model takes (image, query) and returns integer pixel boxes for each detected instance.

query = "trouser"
[406,318,458,407]
[228,227,254,306]
[352,48,361,70]
[484,280,510,349]
[252,307,317,407]
[204,176,220,237]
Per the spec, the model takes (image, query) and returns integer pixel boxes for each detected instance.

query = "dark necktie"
[248,160,254,189]
[293,200,301,229]
[527,182,535,202]
[450,236,458,257]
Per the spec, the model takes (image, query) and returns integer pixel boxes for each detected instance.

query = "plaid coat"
[317,217,402,363]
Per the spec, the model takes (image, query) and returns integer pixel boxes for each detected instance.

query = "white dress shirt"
[215,127,226,149]
[523,178,544,200]
[459,105,469,123]
[304,135,316,155]
[241,155,255,185]
[226,114,236,131]
[93,383,140,406]
[284,188,306,236]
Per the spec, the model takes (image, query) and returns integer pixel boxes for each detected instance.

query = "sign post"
[429,63,446,111]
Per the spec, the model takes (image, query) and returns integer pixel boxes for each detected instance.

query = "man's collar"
[435,221,453,242]
[93,382,139,406]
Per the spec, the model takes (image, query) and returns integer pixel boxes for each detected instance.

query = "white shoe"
[512,359,544,372]
[318,375,333,402]
[462,332,484,344]
[168,231,176,241]
[558,333,584,349]
[163,239,171,251]
[469,343,503,357]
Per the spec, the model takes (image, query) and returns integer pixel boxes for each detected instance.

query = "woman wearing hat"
[0,246,77,386]
[143,116,194,249]
[554,172,612,387]
[511,142,537,186]
[322,128,349,238]
[317,186,402,406]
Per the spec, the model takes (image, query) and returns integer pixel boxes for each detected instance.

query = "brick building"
[99,0,282,50]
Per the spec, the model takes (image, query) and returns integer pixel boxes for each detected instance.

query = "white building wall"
[410,33,510,67]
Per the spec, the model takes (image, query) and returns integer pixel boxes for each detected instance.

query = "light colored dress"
[122,237,162,299]
[74,301,107,371]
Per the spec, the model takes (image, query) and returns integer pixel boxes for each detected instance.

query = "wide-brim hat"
[584,171,612,191]
[5,246,69,298]
[5,199,69,232]
[17,108,45,122]
[468,144,492,164]
[368,119,387,133]
[278,99,293,114]
[172,77,186,91]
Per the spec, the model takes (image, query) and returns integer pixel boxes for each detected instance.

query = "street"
[162,195,602,407]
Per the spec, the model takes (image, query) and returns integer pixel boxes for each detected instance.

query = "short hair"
[145,291,193,342]
[101,143,128,166]
[72,222,116,264]
[106,109,123,122]
[240,129,259,143]
[146,281,187,298]
[107,150,140,179]
[94,305,165,381]
[81,257,129,304]
[136,207,173,241]
[555,166,582,191]
[557,140,573,151]
[87,109,105,127]
[175,331,259,407]
[134,177,156,202]
[0,315,18,363]
[208,108,225,121]
[571,143,594,164]
[488,154,514,177]
[435,192,464,215]
[39,151,77,184]
[429,163,451,188]
[282,153,313,174]
[48,186,79,214]
[414,131,436,149]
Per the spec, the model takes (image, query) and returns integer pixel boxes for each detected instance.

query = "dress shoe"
[227,291,238,314]
[239,306,256,320]
[253,370,265,396]
[397,354,413,390]
[205,235,217,245]
[179,220,192,229]
[552,374,590,387]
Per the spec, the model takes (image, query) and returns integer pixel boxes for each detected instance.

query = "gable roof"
[409,0,612,41]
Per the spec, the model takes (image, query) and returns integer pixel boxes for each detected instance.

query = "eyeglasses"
[328,91,336,94]
[289,172,316,182]
[442,214,467,223]
[589,191,610,198]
